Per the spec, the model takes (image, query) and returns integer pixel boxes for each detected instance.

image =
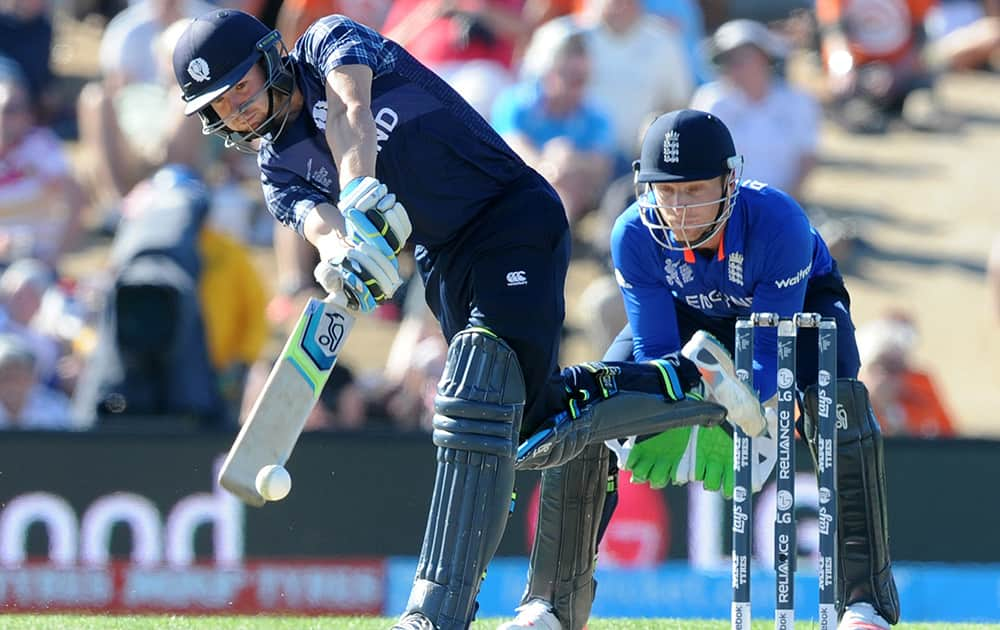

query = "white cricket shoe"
[839,602,891,630]
[497,599,562,630]
[681,330,767,437]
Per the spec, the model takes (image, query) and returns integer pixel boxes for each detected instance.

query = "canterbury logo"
[506,271,527,286]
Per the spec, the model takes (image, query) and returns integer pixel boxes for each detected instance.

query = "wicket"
[731,313,838,630]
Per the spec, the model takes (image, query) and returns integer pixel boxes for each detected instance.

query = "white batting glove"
[313,235,403,313]
[338,176,412,267]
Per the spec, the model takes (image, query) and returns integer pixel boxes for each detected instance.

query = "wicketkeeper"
[502,110,900,630]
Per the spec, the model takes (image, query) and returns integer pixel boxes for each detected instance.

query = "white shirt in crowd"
[690,79,818,194]
[99,0,215,84]
[584,17,694,157]
[0,127,73,263]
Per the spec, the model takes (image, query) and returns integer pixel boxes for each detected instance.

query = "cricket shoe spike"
[838,602,891,630]
[681,330,767,437]
[392,612,436,630]
[497,599,563,630]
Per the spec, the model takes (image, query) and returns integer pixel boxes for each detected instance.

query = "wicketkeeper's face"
[650,176,727,243]
[210,64,270,133]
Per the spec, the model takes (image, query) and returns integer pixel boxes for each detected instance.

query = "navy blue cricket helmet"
[172,9,296,151]
[634,109,744,250]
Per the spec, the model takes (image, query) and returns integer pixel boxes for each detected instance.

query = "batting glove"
[313,237,403,313]
[339,176,412,268]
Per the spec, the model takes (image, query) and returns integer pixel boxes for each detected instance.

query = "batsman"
[503,110,900,630]
[172,12,726,630]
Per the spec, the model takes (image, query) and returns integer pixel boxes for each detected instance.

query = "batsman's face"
[210,64,269,133]
[651,176,726,243]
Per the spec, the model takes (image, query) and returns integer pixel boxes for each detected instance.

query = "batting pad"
[525,443,610,629]
[405,329,525,630]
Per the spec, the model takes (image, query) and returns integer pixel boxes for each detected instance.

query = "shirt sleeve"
[610,210,683,362]
[298,14,395,79]
[259,166,329,236]
[748,199,815,399]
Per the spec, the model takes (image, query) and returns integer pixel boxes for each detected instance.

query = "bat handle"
[324,291,351,309]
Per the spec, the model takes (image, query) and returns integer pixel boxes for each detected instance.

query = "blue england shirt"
[258,15,531,248]
[610,180,835,399]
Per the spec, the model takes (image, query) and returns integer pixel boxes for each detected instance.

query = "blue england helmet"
[633,109,744,250]
[172,9,296,151]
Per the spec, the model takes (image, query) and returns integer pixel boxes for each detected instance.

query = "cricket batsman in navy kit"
[503,110,900,630]
[172,12,728,629]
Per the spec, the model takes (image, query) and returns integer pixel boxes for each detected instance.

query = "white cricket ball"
[255,464,292,501]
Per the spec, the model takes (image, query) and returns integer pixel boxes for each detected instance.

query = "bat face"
[286,298,353,398]
[219,297,355,506]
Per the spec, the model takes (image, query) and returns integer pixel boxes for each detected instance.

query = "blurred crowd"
[2,0,996,436]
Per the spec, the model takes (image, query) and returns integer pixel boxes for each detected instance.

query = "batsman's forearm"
[325,104,378,189]
[303,202,347,248]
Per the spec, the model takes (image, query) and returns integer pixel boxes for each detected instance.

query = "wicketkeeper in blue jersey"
[172,12,727,629]
[502,110,900,630]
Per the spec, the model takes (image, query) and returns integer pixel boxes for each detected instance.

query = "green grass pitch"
[1,617,997,629]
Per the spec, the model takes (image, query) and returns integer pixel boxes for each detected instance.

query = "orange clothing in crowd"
[277,0,340,44]
[816,0,937,65]
[871,368,956,438]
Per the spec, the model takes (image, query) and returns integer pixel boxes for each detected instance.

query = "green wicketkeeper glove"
[625,426,693,489]
[692,425,735,499]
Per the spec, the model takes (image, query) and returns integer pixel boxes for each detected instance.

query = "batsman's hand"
[625,427,694,489]
[313,234,402,313]
[339,176,412,267]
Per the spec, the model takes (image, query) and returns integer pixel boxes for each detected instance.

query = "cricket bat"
[218,296,355,506]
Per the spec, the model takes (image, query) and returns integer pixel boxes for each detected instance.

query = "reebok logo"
[506,271,527,286]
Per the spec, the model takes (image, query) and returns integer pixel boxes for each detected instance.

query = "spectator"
[642,0,713,84]
[195,167,270,421]
[72,166,225,429]
[78,5,213,223]
[857,311,957,437]
[0,333,72,429]
[0,70,86,267]
[492,28,615,223]
[276,0,390,44]
[0,258,60,384]
[691,20,819,199]
[576,0,693,161]
[382,0,532,115]
[521,0,711,87]
[924,0,1000,71]
[817,0,949,133]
